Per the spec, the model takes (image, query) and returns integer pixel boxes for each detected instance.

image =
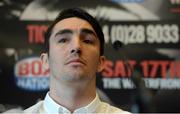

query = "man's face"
[41,17,105,83]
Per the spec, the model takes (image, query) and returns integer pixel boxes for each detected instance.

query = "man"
[24,8,130,113]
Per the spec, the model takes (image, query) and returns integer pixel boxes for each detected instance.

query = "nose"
[70,37,82,54]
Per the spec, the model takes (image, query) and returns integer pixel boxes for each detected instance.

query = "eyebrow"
[80,28,97,38]
[54,28,97,37]
[55,29,73,37]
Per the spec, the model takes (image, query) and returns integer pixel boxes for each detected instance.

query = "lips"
[65,58,85,65]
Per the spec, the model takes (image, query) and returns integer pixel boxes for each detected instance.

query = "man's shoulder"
[108,104,131,114]
[3,101,44,114]
[100,102,131,114]
[23,101,44,113]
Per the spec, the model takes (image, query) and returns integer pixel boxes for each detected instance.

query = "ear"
[97,56,106,72]
[40,53,49,70]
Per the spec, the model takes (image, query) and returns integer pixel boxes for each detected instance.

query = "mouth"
[65,59,86,66]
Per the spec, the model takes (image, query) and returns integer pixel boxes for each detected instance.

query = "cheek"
[49,43,66,56]
[87,51,100,68]
[48,53,65,77]
[48,46,66,66]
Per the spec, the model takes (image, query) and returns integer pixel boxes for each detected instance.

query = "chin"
[63,72,86,81]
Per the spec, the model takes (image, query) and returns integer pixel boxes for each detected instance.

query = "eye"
[83,39,93,44]
[82,34,95,44]
[58,38,68,43]
[56,33,71,43]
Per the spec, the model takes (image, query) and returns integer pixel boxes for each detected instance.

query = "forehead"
[52,17,95,33]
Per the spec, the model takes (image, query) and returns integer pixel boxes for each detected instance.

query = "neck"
[49,77,96,112]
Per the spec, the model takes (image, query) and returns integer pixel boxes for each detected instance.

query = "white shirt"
[43,93,131,114]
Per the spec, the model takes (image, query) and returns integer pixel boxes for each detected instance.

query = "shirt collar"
[44,92,101,114]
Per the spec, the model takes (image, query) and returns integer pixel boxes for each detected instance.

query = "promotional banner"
[0,0,180,113]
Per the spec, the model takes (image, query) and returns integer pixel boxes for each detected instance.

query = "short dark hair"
[44,8,104,55]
